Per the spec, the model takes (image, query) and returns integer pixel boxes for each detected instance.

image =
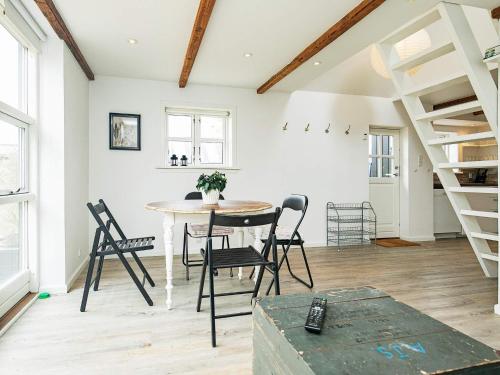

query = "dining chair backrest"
[87,199,127,246]
[208,208,281,259]
[281,194,308,241]
[185,192,225,200]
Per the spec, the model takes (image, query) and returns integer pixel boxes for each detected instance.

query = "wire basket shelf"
[326,201,377,248]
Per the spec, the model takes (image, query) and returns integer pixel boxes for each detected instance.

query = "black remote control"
[305,297,327,334]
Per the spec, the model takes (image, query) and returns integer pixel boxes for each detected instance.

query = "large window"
[0,20,36,317]
[165,108,234,167]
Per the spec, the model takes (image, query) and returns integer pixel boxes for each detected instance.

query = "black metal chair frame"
[197,208,281,347]
[250,195,314,294]
[81,199,155,312]
[182,192,232,280]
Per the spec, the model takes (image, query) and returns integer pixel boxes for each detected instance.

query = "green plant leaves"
[196,171,227,193]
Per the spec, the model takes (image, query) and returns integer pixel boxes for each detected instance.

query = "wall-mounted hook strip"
[345,125,351,135]
[305,123,310,132]
[282,122,288,131]
[325,123,331,133]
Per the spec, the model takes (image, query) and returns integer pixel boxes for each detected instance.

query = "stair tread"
[480,252,499,261]
[381,9,441,45]
[471,231,499,241]
[403,73,468,97]
[449,186,498,194]
[416,100,481,121]
[392,41,455,71]
[460,209,499,219]
[439,160,498,169]
[428,131,495,145]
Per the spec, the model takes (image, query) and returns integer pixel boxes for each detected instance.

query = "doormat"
[376,238,420,248]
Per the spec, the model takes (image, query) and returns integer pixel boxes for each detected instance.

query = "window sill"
[156,166,240,171]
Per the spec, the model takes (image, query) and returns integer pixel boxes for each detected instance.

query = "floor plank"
[0,239,499,374]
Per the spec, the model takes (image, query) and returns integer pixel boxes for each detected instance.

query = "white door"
[369,129,400,238]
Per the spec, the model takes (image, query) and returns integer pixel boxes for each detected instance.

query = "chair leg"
[196,253,208,312]
[249,267,255,280]
[93,255,104,291]
[273,240,280,296]
[130,251,155,287]
[116,251,153,306]
[183,224,190,281]
[208,241,217,347]
[80,251,98,312]
[225,235,233,278]
[284,242,314,289]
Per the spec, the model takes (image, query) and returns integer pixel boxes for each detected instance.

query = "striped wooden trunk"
[253,287,500,374]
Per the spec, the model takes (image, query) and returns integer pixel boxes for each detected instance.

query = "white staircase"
[376,2,499,295]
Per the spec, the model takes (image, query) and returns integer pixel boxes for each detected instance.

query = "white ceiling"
[26,0,500,95]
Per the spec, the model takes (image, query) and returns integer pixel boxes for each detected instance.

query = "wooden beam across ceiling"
[179,0,216,88]
[35,0,94,80]
[433,95,484,116]
[256,0,385,94]
[492,6,500,19]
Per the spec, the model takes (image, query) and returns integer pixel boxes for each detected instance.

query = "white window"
[368,133,397,178]
[0,20,37,317]
[165,108,234,167]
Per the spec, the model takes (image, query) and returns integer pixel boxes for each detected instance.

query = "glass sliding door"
[0,21,36,318]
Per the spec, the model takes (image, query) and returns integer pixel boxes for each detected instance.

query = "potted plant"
[196,171,227,205]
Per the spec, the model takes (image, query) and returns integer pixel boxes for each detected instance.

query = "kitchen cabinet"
[434,189,461,234]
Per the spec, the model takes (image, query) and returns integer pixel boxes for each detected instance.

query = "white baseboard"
[399,235,435,242]
[66,257,88,292]
[0,294,38,337]
[494,304,500,316]
[37,284,67,295]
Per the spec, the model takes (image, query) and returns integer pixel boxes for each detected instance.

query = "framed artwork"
[109,112,141,151]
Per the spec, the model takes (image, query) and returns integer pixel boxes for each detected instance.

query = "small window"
[165,108,233,167]
[368,133,396,178]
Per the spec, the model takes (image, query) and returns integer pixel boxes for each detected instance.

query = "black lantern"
[170,154,178,166]
[180,154,188,167]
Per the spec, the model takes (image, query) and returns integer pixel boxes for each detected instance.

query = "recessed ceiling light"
[128,38,138,45]
[313,61,322,66]
[243,52,253,58]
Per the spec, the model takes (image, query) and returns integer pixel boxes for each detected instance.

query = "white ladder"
[376,3,499,288]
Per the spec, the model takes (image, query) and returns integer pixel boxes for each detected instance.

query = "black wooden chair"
[182,192,234,280]
[250,194,313,294]
[80,199,155,312]
[197,208,281,347]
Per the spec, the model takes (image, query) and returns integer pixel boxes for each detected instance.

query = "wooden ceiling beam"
[35,0,94,80]
[433,95,484,116]
[179,0,216,88]
[256,0,385,94]
[492,6,500,19]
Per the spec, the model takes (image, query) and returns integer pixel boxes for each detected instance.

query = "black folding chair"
[196,208,281,347]
[250,195,314,294]
[182,192,233,280]
[80,199,155,312]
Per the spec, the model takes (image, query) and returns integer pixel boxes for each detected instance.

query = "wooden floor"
[1,239,499,374]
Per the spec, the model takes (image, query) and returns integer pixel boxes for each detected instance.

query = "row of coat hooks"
[282,122,351,135]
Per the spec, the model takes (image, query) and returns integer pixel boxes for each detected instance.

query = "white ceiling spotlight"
[128,38,138,45]
[313,61,322,66]
[243,52,253,58]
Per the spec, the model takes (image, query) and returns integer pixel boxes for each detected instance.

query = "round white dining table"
[145,200,273,309]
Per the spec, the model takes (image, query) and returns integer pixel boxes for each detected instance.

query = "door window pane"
[200,116,224,139]
[382,158,393,177]
[0,202,21,284]
[0,120,21,194]
[369,135,378,155]
[200,142,223,164]
[168,141,192,163]
[168,115,192,138]
[369,157,378,177]
[382,135,393,156]
[0,25,22,110]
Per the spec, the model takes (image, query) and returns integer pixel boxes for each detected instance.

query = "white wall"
[63,46,89,287]
[38,40,89,293]
[89,76,424,255]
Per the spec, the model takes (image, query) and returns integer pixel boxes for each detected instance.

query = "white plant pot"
[201,190,220,205]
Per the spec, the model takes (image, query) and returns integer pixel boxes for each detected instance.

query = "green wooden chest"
[253,287,500,374]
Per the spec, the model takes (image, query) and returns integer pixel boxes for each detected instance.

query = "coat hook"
[305,123,310,132]
[325,123,331,133]
[345,125,351,135]
[282,122,288,131]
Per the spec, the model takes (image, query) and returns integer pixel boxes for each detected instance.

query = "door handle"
[392,173,399,177]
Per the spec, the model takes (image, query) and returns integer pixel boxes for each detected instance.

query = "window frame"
[0,18,37,316]
[369,131,398,179]
[164,107,234,169]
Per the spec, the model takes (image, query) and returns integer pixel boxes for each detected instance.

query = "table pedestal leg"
[163,213,175,309]
[253,227,264,284]
[236,228,244,280]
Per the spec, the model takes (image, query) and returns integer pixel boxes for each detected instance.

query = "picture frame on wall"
[109,112,141,151]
